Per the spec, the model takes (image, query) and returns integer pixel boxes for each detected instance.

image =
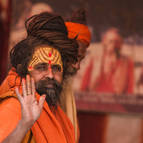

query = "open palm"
[15,75,46,127]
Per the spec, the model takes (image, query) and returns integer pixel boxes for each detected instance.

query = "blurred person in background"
[81,28,134,94]
[60,8,91,143]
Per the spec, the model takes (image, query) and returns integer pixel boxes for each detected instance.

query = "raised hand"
[15,75,46,128]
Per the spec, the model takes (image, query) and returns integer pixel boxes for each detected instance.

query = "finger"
[39,94,46,110]
[22,78,27,97]
[26,75,31,95]
[15,87,23,103]
[31,78,35,96]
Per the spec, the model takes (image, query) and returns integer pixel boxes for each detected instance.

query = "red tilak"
[48,52,52,57]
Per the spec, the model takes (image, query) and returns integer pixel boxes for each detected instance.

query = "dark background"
[12,0,143,43]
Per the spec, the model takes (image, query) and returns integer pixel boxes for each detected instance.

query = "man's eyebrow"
[34,63,48,68]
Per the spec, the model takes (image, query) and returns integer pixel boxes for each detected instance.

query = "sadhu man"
[19,8,91,143]
[0,12,79,143]
[61,8,91,143]
[81,28,134,94]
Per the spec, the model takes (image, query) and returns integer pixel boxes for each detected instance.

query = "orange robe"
[0,68,75,143]
[81,58,134,94]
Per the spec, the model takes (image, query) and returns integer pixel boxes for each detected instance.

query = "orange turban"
[65,22,91,45]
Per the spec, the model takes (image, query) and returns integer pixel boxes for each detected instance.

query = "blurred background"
[1,0,143,143]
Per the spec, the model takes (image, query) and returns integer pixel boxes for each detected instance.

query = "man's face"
[28,46,63,107]
[102,31,122,53]
[70,40,89,75]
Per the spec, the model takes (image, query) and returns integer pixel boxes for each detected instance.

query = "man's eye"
[52,65,61,72]
[35,65,47,71]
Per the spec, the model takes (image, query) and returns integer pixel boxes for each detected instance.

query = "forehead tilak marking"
[33,47,58,64]
[38,48,50,62]
[48,51,52,63]
[48,51,52,70]
[37,48,59,67]
[28,47,63,72]
[39,48,55,63]
[48,52,52,57]
[30,56,39,67]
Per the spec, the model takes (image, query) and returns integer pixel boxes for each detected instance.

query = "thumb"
[39,94,46,110]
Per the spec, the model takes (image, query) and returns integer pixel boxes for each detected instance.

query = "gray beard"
[35,77,62,108]
[45,88,60,108]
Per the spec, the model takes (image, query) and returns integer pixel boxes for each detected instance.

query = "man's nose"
[44,67,54,79]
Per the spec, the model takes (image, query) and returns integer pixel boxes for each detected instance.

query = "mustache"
[36,77,62,107]
[37,77,61,89]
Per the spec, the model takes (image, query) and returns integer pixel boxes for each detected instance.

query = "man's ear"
[16,64,27,77]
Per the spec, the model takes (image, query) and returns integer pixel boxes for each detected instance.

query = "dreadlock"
[10,12,79,78]
[66,8,87,25]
